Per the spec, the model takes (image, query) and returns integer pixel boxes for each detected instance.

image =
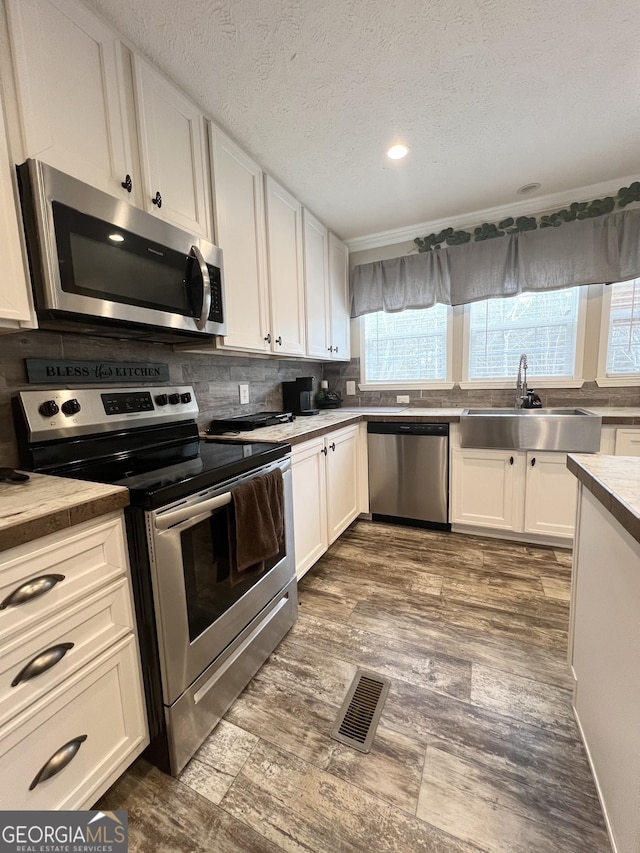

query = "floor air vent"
[330,670,390,753]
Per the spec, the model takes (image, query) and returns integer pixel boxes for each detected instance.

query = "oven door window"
[180,504,285,643]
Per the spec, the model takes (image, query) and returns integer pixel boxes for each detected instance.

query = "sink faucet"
[515,354,528,409]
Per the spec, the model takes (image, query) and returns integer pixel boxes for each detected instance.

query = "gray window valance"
[351,208,640,317]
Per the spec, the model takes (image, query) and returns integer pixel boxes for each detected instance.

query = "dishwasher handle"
[367,422,449,437]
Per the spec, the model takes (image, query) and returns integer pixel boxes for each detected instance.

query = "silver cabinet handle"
[0,574,65,610]
[190,245,212,331]
[334,346,339,353]
[11,643,74,687]
[29,736,87,790]
[328,346,334,352]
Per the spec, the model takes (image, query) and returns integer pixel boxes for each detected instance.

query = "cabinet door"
[325,425,359,544]
[0,635,147,810]
[303,209,330,359]
[523,452,577,538]
[133,55,211,237]
[291,438,328,580]
[210,126,269,352]
[614,429,640,456]
[451,449,524,530]
[264,175,306,356]
[6,0,134,201]
[328,232,350,360]
[0,82,35,329]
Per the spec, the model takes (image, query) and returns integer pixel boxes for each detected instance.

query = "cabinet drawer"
[0,514,128,646]
[0,635,147,810]
[0,578,134,729]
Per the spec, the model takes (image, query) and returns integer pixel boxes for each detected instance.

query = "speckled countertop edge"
[568,454,640,544]
[202,406,640,446]
[0,473,129,554]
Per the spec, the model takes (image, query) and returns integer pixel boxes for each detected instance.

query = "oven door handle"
[155,491,231,531]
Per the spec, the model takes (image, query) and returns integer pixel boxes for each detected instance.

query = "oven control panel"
[15,385,199,442]
[101,391,155,415]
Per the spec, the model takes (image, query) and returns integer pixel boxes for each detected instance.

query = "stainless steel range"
[13,386,297,775]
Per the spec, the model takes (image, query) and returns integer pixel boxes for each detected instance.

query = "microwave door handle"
[155,491,231,531]
[190,244,212,331]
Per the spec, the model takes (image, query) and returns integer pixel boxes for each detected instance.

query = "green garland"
[414,182,640,253]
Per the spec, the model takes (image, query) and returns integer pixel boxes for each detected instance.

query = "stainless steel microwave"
[17,159,226,342]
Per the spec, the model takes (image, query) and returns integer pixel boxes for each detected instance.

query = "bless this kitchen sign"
[26,358,170,384]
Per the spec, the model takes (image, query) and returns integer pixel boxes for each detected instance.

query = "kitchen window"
[360,304,453,389]
[596,277,640,385]
[461,288,586,388]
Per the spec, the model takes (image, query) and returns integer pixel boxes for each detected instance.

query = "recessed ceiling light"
[108,233,125,242]
[387,144,409,160]
[517,182,541,195]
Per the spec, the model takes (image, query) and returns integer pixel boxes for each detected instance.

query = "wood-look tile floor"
[97,521,610,853]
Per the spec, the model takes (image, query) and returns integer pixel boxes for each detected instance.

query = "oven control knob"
[180,392,192,404]
[39,400,59,418]
[61,398,81,416]
[168,393,180,405]
[155,394,168,406]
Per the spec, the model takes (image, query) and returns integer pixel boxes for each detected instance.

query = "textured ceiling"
[83,0,640,242]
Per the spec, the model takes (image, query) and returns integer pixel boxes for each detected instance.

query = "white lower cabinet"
[291,437,328,579]
[0,636,146,810]
[0,512,148,809]
[614,428,640,456]
[522,451,578,537]
[451,449,524,531]
[451,448,577,540]
[291,424,359,579]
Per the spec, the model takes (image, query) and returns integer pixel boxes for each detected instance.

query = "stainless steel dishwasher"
[367,422,450,529]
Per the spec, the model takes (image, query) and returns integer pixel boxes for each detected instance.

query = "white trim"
[358,382,455,391]
[451,523,572,548]
[458,379,585,390]
[595,376,640,387]
[345,179,640,253]
[596,281,613,381]
[460,286,588,386]
[595,279,640,385]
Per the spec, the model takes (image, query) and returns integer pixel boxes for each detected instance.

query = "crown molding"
[345,173,640,254]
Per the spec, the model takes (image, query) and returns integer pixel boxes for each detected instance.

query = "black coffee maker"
[282,377,319,416]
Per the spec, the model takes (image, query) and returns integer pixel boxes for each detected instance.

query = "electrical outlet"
[345,381,356,396]
[396,395,410,404]
[239,384,249,404]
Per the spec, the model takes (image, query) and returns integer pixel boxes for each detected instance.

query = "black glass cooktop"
[38,437,289,509]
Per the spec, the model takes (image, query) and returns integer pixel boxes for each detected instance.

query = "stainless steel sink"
[460,407,602,452]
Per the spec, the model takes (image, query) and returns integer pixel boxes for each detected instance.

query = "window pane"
[468,290,580,380]
[606,278,640,375]
[363,305,448,382]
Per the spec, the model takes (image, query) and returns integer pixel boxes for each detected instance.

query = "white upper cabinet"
[0,79,36,330]
[328,232,350,360]
[209,125,270,353]
[132,55,211,238]
[5,0,135,201]
[303,209,330,359]
[264,175,306,357]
